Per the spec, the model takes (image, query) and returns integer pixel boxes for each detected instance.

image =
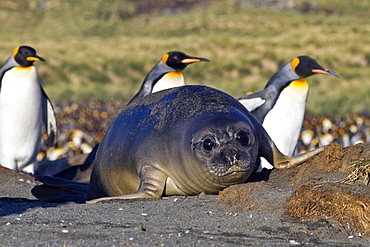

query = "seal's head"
[192,121,256,177]
[174,108,261,193]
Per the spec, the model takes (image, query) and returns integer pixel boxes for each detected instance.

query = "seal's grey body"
[87,85,323,202]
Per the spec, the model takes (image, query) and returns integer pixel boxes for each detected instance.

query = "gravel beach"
[1,143,370,246]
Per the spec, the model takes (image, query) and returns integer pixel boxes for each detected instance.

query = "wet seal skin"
[86,85,324,203]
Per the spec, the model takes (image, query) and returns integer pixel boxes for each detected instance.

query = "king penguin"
[38,51,209,180]
[0,46,57,174]
[128,51,209,104]
[239,56,339,170]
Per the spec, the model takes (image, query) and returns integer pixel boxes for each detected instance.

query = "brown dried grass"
[285,183,370,237]
[341,158,370,185]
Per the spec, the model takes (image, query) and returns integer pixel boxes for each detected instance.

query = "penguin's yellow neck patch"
[291,78,308,87]
[166,71,182,77]
[14,66,33,70]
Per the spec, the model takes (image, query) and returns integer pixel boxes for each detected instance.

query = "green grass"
[0,0,369,115]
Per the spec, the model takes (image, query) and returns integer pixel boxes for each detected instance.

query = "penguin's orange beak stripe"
[26,57,41,61]
[181,58,201,64]
[311,69,330,75]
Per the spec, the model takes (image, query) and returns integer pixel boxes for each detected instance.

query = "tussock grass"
[285,183,370,237]
[0,0,369,114]
[342,158,370,185]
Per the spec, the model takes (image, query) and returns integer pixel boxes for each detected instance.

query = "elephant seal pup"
[87,85,323,203]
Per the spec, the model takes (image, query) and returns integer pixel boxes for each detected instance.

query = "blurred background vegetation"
[0,0,369,115]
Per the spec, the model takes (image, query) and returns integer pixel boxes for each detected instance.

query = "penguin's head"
[13,46,45,67]
[161,51,210,71]
[292,56,339,78]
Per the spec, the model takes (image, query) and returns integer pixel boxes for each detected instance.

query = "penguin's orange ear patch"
[291,57,300,71]
[162,53,169,64]
[12,47,20,57]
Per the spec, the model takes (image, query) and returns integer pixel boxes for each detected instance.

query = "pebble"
[289,240,300,245]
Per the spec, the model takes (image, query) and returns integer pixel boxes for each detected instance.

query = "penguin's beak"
[182,57,210,64]
[26,56,46,62]
[311,68,340,78]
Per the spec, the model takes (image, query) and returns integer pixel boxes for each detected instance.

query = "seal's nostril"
[223,149,238,165]
[233,153,238,163]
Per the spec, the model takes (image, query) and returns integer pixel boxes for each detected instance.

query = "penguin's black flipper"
[0,55,18,92]
[238,90,268,112]
[41,86,57,147]
[238,86,281,123]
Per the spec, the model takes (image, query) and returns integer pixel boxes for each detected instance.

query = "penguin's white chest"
[0,67,42,172]
[152,72,185,93]
[262,80,309,155]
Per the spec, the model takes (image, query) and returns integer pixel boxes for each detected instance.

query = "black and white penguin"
[35,51,209,179]
[239,56,339,170]
[0,46,57,174]
[128,51,209,104]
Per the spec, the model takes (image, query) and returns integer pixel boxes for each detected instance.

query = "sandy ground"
[1,143,370,246]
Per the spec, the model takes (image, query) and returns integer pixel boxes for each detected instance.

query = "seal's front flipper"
[259,128,324,169]
[87,165,167,203]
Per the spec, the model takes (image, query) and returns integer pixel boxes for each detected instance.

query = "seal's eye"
[236,131,249,146]
[203,139,215,151]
